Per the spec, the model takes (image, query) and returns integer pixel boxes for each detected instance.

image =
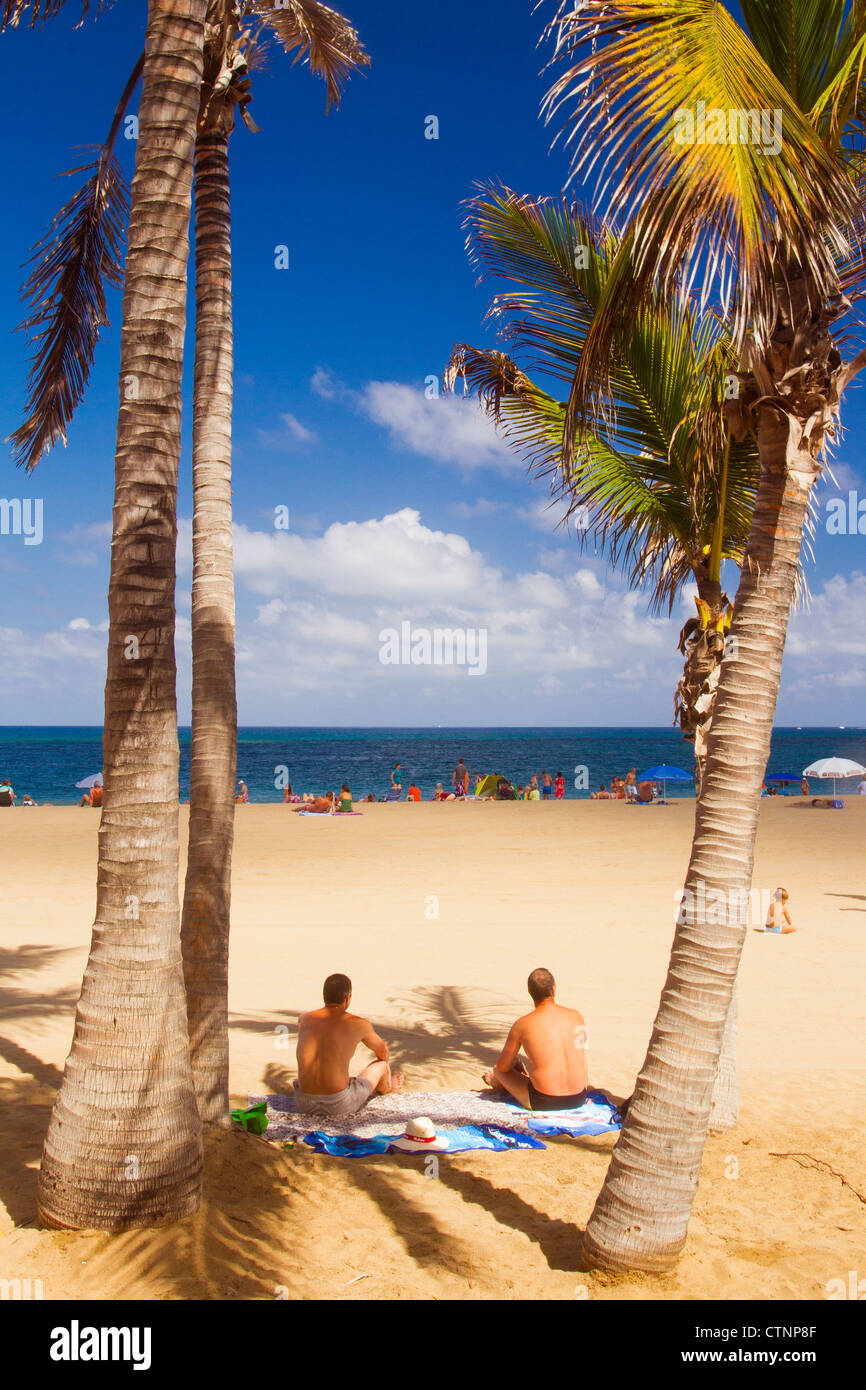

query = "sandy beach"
[2,798,864,1300]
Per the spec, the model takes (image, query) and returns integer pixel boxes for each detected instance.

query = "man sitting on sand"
[482,968,589,1111]
[293,973,404,1117]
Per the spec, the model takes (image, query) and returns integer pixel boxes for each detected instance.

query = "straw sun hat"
[390,1116,450,1152]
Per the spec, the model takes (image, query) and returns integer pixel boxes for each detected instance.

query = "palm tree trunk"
[181,121,237,1126]
[37,0,208,1231]
[708,982,738,1133]
[582,405,814,1271]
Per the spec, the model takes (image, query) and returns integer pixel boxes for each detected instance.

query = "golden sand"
[1,799,864,1299]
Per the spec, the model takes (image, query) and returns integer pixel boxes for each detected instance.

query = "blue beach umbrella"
[765,773,802,782]
[638,764,692,802]
[75,772,103,789]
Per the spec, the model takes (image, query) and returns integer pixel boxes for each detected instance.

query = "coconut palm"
[542,0,866,1271]
[10,0,370,1132]
[446,188,757,792]
[182,0,368,1125]
[4,0,212,1230]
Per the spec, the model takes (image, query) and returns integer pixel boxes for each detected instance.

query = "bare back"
[297,1008,370,1094]
[517,1001,587,1095]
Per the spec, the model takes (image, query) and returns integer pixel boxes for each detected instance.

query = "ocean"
[1,726,864,805]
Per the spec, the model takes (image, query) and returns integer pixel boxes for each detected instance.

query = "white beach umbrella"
[801,757,866,800]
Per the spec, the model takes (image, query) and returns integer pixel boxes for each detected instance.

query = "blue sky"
[1,0,865,726]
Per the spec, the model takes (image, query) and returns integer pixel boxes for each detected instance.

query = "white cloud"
[451,497,503,518]
[255,412,317,450]
[359,382,518,472]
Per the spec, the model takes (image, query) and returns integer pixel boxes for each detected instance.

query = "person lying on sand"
[294,792,335,814]
[293,973,404,1117]
[482,968,589,1111]
[765,887,797,933]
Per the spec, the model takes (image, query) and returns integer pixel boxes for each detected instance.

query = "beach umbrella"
[475,774,500,798]
[801,757,866,800]
[74,772,103,789]
[638,763,693,802]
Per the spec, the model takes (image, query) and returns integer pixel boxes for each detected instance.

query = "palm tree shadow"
[0,943,81,1227]
[231,985,508,1095]
[432,1158,597,1273]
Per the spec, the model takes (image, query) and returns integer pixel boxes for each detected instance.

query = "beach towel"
[248,1089,622,1157]
[296,810,363,817]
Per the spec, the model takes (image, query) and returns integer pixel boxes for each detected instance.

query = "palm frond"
[1,0,102,29]
[542,1,862,353]
[253,0,370,111]
[445,191,760,614]
[8,150,129,471]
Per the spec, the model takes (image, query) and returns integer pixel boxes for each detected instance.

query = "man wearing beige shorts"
[293,973,404,1118]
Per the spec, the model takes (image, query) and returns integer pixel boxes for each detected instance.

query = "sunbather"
[765,887,797,933]
[482,968,589,1111]
[293,973,404,1117]
[294,792,335,814]
[336,784,353,812]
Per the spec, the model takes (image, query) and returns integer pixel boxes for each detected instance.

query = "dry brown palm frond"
[9,149,129,471]
[253,0,370,111]
[1,0,104,29]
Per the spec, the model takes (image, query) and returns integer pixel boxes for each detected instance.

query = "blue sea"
[1,727,864,805]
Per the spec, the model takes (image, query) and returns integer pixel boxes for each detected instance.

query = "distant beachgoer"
[591,784,611,801]
[337,784,353,813]
[857,778,866,796]
[482,968,589,1111]
[364,793,376,803]
[453,758,468,794]
[236,780,248,805]
[294,792,334,815]
[391,762,403,792]
[293,973,404,1117]
[554,772,565,800]
[801,778,810,796]
[541,770,553,800]
[765,887,797,934]
[528,774,538,794]
[611,776,626,799]
[407,781,421,802]
[625,768,637,801]
[91,783,103,808]
[0,779,15,807]
[282,784,294,803]
[517,784,525,800]
[433,782,446,801]
[20,793,37,806]
[527,785,540,802]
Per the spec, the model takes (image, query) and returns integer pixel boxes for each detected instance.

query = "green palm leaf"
[542,0,861,350]
[447,188,759,615]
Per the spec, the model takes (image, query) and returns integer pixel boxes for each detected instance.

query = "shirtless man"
[482,968,589,1111]
[293,973,404,1117]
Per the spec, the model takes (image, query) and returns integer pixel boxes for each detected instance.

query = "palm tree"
[446,188,757,792]
[181,0,369,1125]
[6,0,212,1230]
[542,0,866,1271]
[10,0,370,1133]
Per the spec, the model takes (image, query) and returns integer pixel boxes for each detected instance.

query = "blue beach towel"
[248,1089,622,1158]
